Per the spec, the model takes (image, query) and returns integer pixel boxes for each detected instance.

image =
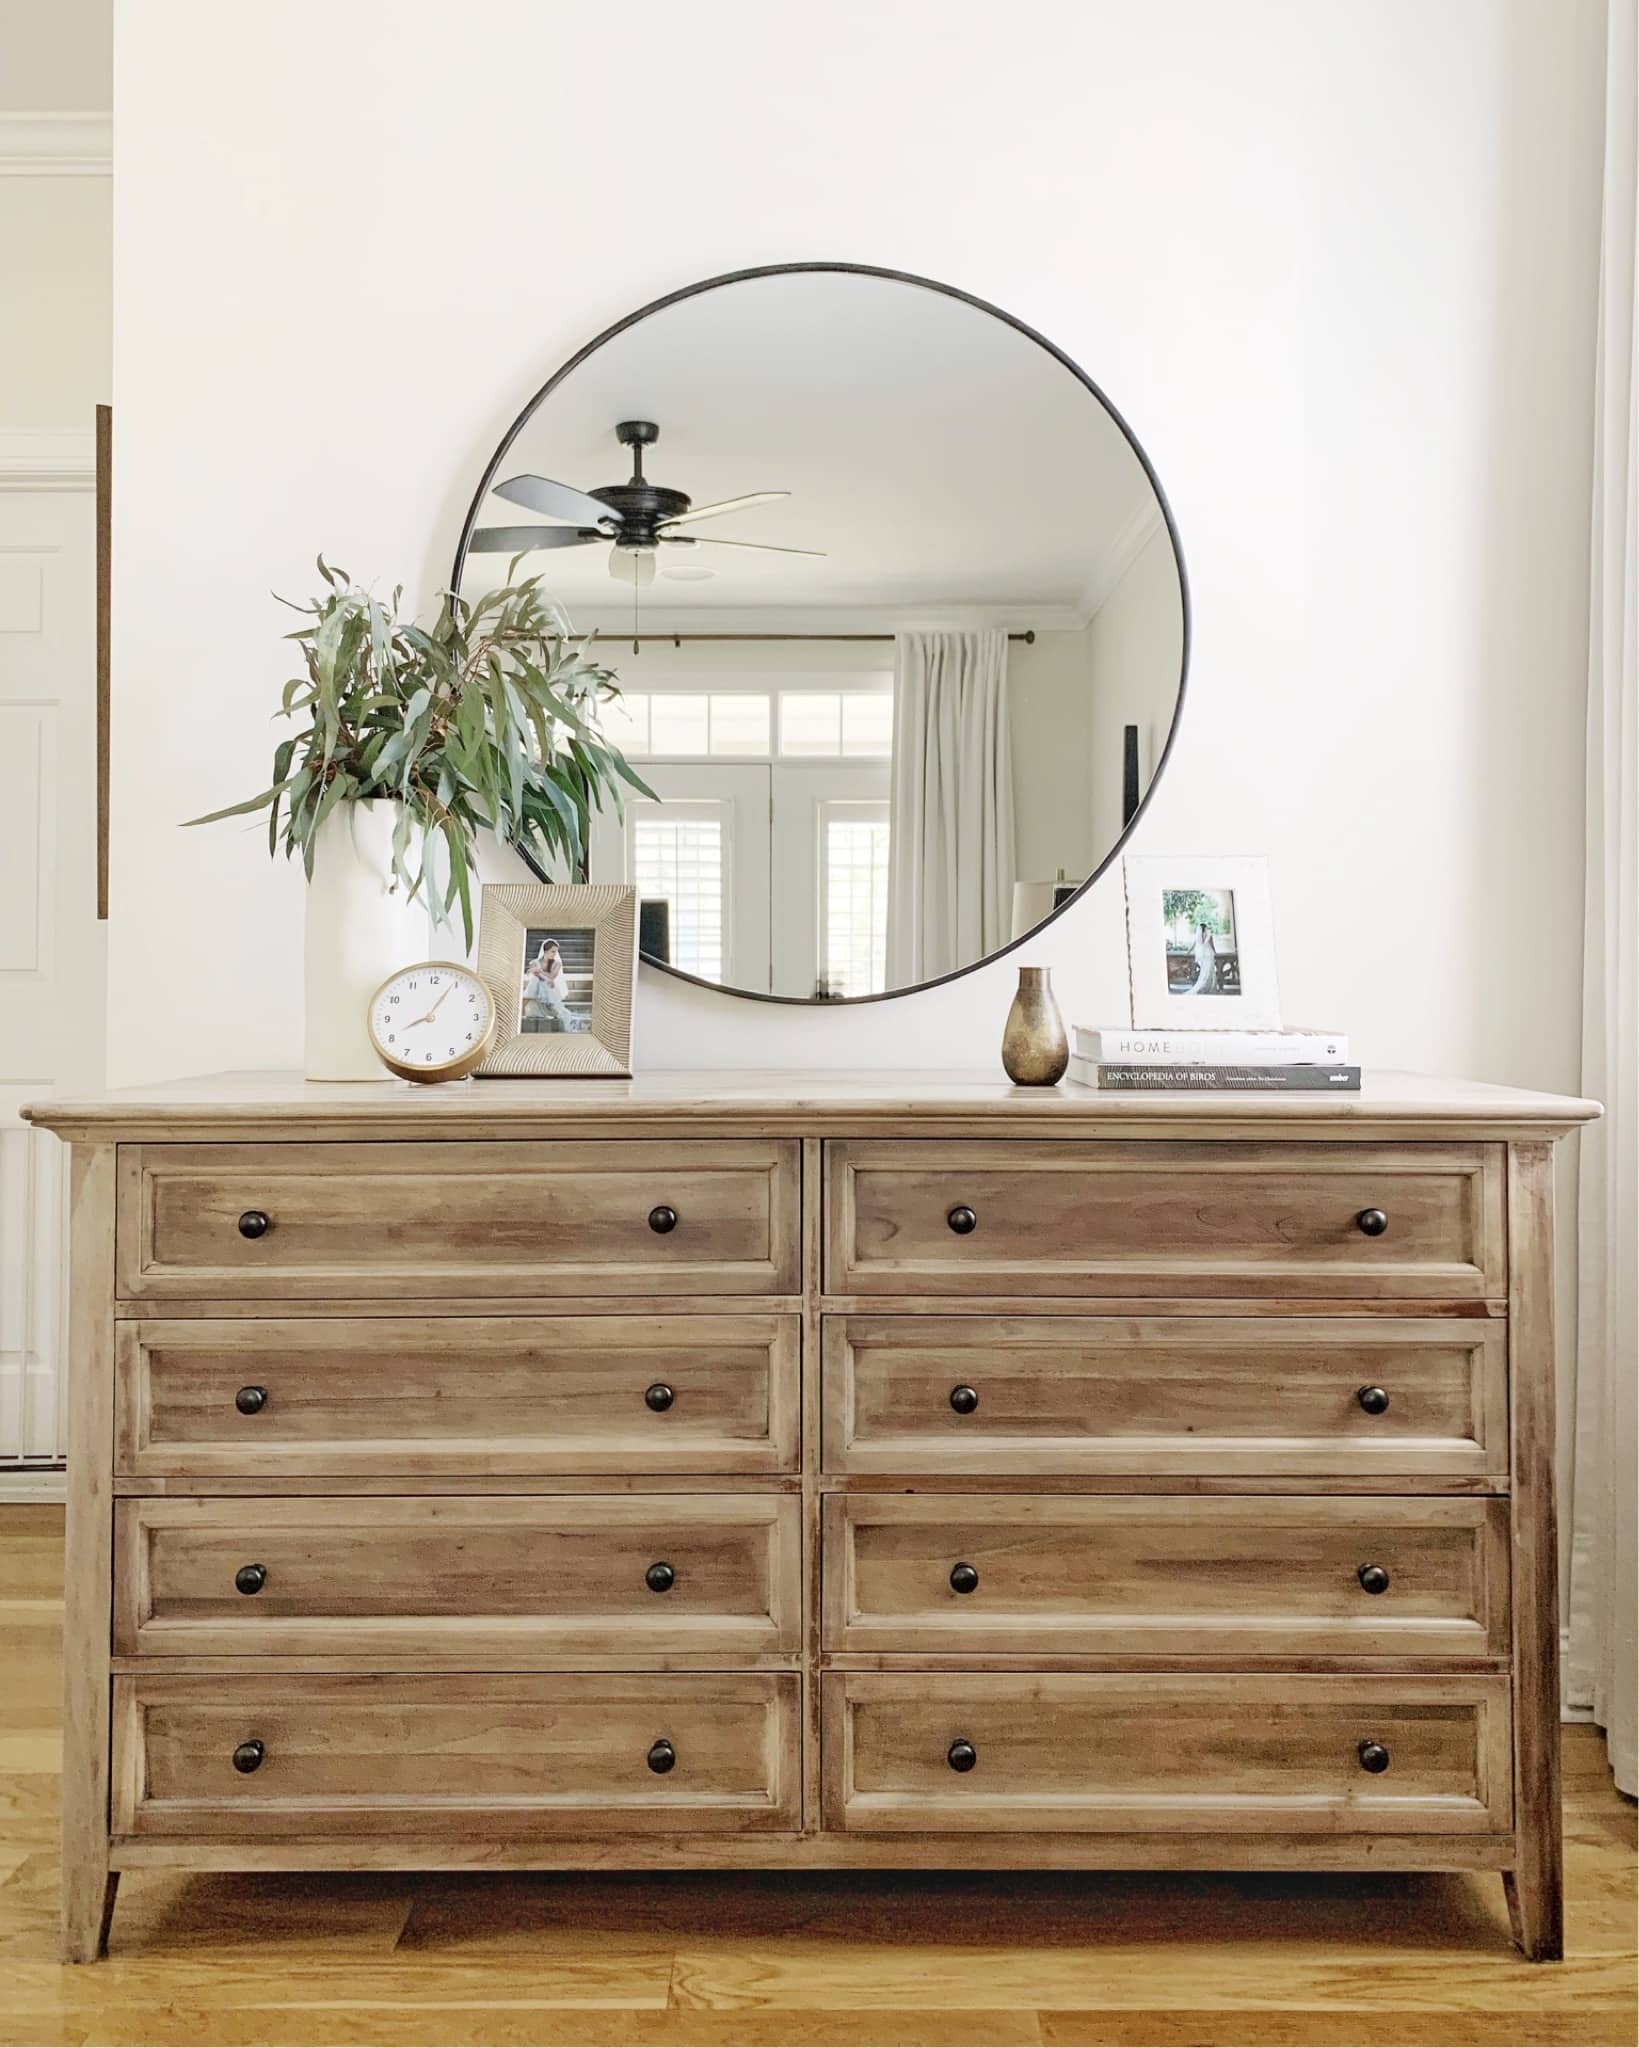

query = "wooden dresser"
[24,1069,1599,1962]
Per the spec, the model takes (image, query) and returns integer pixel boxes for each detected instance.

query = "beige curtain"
[1567,0,1637,1797]
[885,631,1016,986]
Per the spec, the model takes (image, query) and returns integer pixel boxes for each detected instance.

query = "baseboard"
[0,1467,66,1504]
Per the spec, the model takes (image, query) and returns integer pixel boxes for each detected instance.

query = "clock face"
[367,963,496,1081]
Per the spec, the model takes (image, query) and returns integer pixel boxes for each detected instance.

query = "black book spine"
[1094,1064,1363,1092]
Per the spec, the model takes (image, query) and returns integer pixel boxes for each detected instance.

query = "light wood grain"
[823,1315,1509,1478]
[22,1066,1605,1144]
[1506,1140,1564,1960]
[825,1140,1506,1300]
[116,1316,799,1477]
[824,1673,1514,1835]
[114,1495,802,1659]
[117,1140,800,1300]
[113,1673,801,1838]
[59,1143,118,1962]
[822,1495,1511,1660]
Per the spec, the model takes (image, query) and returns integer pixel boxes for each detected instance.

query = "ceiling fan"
[469,419,826,587]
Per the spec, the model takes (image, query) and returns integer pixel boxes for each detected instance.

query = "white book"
[1071,1025,1350,1064]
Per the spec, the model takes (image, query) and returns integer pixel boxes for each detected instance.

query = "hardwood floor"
[1,1504,1633,2048]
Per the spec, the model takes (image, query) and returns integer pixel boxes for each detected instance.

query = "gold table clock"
[367,962,496,1082]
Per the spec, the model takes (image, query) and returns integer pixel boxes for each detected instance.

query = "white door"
[588,763,773,991]
[770,762,892,999]
[0,456,104,1470]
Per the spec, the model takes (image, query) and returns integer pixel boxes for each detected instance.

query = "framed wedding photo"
[476,882,638,1077]
[1122,854,1283,1031]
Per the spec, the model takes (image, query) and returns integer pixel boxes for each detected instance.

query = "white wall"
[109,0,1601,1101]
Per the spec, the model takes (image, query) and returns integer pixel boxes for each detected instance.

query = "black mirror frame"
[450,260,1191,1008]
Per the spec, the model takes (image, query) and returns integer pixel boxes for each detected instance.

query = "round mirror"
[452,263,1189,1004]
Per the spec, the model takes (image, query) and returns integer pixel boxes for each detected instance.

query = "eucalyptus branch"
[184,557,652,949]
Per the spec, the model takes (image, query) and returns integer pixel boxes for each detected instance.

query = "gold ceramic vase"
[1001,965,1069,1086]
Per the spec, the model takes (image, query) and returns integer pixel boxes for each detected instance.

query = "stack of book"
[1068,1026,1359,1092]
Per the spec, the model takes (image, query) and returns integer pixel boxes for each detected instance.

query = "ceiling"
[458,270,1167,622]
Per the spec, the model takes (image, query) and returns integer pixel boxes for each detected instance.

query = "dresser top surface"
[24,1067,1601,1141]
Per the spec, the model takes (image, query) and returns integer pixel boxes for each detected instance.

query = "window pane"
[822,806,890,998]
[709,693,771,756]
[599,691,648,755]
[779,691,841,756]
[841,692,894,757]
[649,693,710,754]
[632,808,723,982]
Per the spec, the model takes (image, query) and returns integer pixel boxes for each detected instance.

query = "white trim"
[0,432,96,492]
[1080,500,1164,619]
[0,1465,65,1502]
[0,112,111,176]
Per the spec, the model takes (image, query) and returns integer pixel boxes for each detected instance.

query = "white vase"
[303,800,431,1081]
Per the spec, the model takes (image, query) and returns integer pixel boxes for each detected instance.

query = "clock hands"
[408,981,457,1030]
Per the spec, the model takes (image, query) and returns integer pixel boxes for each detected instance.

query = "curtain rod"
[608,630,1036,647]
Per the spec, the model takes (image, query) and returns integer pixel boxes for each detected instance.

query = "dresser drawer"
[114,1673,800,1837]
[825,1141,1503,1300]
[114,1496,801,1658]
[823,1316,1508,1478]
[823,1495,1510,1659]
[823,1673,1513,1833]
[117,1140,800,1300]
[116,1315,799,1477]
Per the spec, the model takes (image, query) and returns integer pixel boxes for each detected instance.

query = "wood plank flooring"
[1,1504,1632,2048]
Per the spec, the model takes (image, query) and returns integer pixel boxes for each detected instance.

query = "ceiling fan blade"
[657,490,790,529]
[468,524,601,554]
[492,473,619,527]
[678,536,828,558]
[608,547,657,588]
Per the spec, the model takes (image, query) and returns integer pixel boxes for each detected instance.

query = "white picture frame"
[1122,854,1282,1032]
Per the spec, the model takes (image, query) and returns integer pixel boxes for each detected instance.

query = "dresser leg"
[1502,1864,1562,1962]
[62,1866,118,1963]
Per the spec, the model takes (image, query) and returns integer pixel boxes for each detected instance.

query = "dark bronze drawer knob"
[1356,1207,1389,1237]
[949,1562,980,1595]
[1358,1563,1391,1595]
[645,1561,676,1594]
[234,1384,268,1415]
[647,1738,676,1774]
[236,1209,270,1240]
[1357,1739,1391,1774]
[644,1382,675,1413]
[949,1384,979,1415]
[1356,1384,1391,1415]
[234,1563,267,1597]
[231,1739,264,1774]
[947,1738,978,1773]
[947,1205,978,1235]
[648,1205,678,1235]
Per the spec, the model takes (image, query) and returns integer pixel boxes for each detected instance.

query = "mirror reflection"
[455,267,1187,1002]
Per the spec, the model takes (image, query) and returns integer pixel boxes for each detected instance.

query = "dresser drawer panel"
[115,1673,800,1837]
[115,1496,801,1658]
[824,1316,1507,1478]
[823,1672,1512,1833]
[823,1496,1510,1659]
[117,1140,800,1300]
[825,1141,1503,1300]
[117,1316,799,1477]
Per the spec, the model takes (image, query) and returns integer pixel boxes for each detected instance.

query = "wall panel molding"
[0,434,96,492]
[0,112,111,176]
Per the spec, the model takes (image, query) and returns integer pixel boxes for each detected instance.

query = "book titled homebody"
[1072,1026,1350,1064]
[1070,1057,1362,1092]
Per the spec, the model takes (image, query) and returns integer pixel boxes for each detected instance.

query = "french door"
[589,760,891,997]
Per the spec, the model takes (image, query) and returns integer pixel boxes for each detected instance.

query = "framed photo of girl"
[1121,854,1283,1032]
[475,882,638,1077]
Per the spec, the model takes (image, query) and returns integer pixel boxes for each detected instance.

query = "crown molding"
[1079,499,1165,621]
[0,112,111,176]
[0,432,96,490]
